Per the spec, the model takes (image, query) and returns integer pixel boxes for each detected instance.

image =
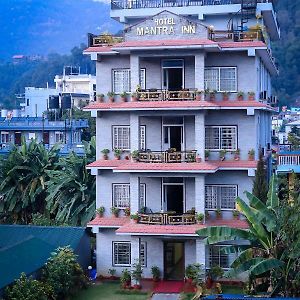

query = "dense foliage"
[0,138,96,226]
[252,152,268,203]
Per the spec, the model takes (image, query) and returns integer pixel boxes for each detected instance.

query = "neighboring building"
[85,0,278,280]
[0,225,90,291]
[0,117,88,155]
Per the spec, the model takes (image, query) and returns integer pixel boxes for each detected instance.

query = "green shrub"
[5,273,53,300]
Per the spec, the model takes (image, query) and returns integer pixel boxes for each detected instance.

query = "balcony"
[138,212,196,225]
[137,89,197,101]
[87,33,124,48]
[209,29,264,43]
[137,150,197,163]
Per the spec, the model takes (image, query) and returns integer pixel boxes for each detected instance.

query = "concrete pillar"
[131,237,141,285]
[130,175,140,213]
[195,53,205,91]
[130,113,140,151]
[195,175,205,215]
[196,239,206,270]
[195,112,205,160]
[130,54,140,92]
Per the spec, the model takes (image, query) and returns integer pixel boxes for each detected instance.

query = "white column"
[130,175,140,214]
[195,112,205,160]
[130,113,140,151]
[195,175,205,215]
[196,239,206,270]
[195,53,205,91]
[130,54,140,92]
[131,237,141,285]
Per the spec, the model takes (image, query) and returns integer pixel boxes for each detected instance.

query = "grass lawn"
[72,282,150,300]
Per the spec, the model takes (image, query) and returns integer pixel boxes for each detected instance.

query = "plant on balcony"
[216,208,222,219]
[120,91,128,102]
[131,92,138,102]
[196,213,204,224]
[131,259,143,289]
[111,206,120,217]
[209,90,217,101]
[136,84,141,92]
[205,150,210,160]
[151,266,161,282]
[248,91,255,101]
[97,93,105,103]
[248,149,255,161]
[107,91,115,103]
[130,212,139,222]
[232,209,240,219]
[204,88,210,101]
[131,150,139,162]
[120,269,131,289]
[113,148,122,160]
[219,149,227,161]
[195,89,203,101]
[101,148,110,160]
[205,210,210,220]
[185,263,204,285]
[96,206,105,217]
[124,207,130,217]
[237,91,244,101]
[222,91,230,101]
[234,148,240,161]
[108,268,117,280]
[168,148,177,153]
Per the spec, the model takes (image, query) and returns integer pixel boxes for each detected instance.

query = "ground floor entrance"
[163,241,185,280]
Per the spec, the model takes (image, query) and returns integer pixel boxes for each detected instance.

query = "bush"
[43,246,87,299]
[5,273,53,300]
[185,263,205,285]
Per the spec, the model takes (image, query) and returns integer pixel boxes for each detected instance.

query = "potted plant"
[206,265,224,288]
[205,150,210,161]
[196,154,201,163]
[222,91,230,101]
[111,206,120,218]
[101,148,110,160]
[151,266,161,282]
[131,150,139,162]
[96,206,105,217]
[205,211,210,220]
[120,269,131,289]
[124,207,130,217]
[237,91,244,101]
[131,259,143,289]
[195,89,203,101]
[209,90,217,101]
[232,209,240,219]
[216,208,222,219]
[185,263,204,286]
[219,149,226,161]
[120,91,128,102]
[114,148,122,160]
[196,213,204,224]
[97,93,105,103]
[248,91,255,101]
[234,148,240,161]
[131,92,138,102]
[107,91,115,103]
[130,213,139,223]
[248,149,255,161]
[108,268,117,280]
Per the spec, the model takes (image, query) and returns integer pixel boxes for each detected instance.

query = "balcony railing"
[278,154,300,166]
[209,30,265,43]
[138,150,197,163]
[139,213,196,225]
[137,89,197,101]
[88,33,124,47]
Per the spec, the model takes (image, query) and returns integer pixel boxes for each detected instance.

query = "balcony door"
[163,125,184,152]
[163,180,185,214]
[162,59,184,91]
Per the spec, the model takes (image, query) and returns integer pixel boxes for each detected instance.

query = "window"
[205,67,237,92]
[205,185,237,210]
[28,132,36,140]
[55,131,64,143]
[209,245,230,269]
[205,126,237,150]
[112,126,130,150]
[112,69,146,94]
[1,131,9,143]
[113,242,131,266]
[140,242,146,267]
[139,183,146,209]
[113,184,130,208]
[139,125,146,150]
[73,131,81,143]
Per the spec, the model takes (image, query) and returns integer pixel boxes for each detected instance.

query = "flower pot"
[131,96,138,102]
[133,284,141,290]
[234,155,240,161]
[222,96,229,101]
[248,154,254,161]
[206,277,213,289]
[210,95,216,101]
[103,154,108,160]
[197,220,204,225]
[248,95,255,101]
[187,278,193,284]
[125,156,130,160]
[97,96,104,103]
[113,213,119,218]
[97,212,104,218]
[196,94,202,101]
[238,96,244,101]
[121,97,127,102]
[216,214,222,220]
[196,157,201,163]
[115,156,120,160]
[109,97,114,103]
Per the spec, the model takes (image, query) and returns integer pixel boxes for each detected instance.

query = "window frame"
[139,125,146,150]
[113,241,131,266]
[204,67,237,92]
[1,131,10,144]
[112,125,130,151]
[139,183,146,209]
[140,241,147,267]
[112,183,130,209]
[54,131,64,143]
[205,125,237,151]
[208,245,231,269]
[205,184,238,210]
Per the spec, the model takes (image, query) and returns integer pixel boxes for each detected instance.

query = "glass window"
[1,131,10,143]
[205,126,237,151]
[209,245,230,269]
[205,67,237,92]
[139,125,146,150]
[205,185,237,210]
[112,126,130,150]
[55,131,64,143]
[113,184,130,208]
[139,183,146,209]
[113,242,131,266]
[140,242,146,267]
[162,59,184,68]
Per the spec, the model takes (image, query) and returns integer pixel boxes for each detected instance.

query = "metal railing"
[139,213,196,225]
[137,89,198,101]
[88,33,124,47]
[209,30,264,43]
[278,154,300,166]
[138,150,197,163]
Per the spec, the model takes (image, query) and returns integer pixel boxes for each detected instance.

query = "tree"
[252,151,268,203]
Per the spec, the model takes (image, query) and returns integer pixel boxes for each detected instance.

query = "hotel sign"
[136,17,196,36]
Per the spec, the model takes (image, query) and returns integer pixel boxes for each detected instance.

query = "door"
[14,132,21,146]
[162,59,184,91]
[43,131,49,144]
[164,242,185,280]
[163,126,184,151]
[163,184,184,214]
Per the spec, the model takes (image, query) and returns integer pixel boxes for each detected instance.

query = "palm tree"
[197,176,286,294]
